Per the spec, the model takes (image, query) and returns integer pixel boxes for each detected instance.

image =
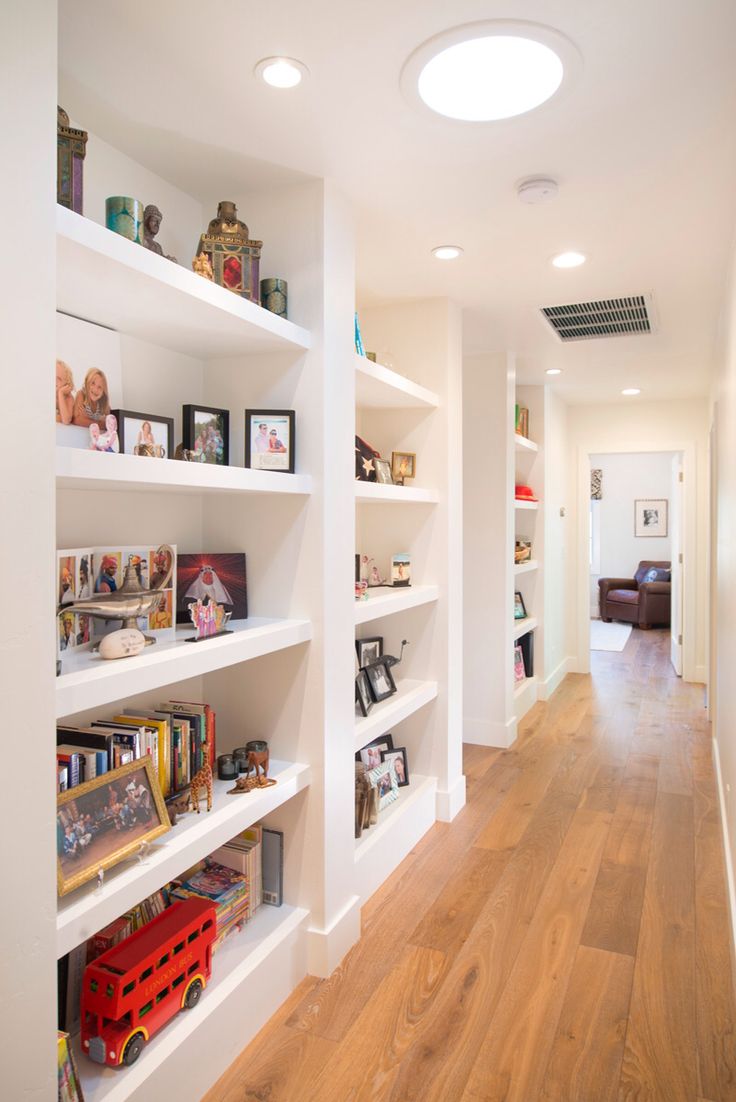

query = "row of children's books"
[57,699,216,798]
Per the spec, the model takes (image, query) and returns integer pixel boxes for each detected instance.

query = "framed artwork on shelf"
[514,591,527,620]
[176,553,247,624]
[245,409,295,473]
[381,746,409,787]
[355,670,373,717]
[357,733,394,769]
[356,636,383,668]
[365,659,397,703]
[367,758,400,811]
[391,450,416,485]
[57,757,170,897]
[391,553,411,588]
[634,498,668,537]
[182,404,229,465]
[514,644,526,683]
[113,409,174,459]
[374,457,393,484]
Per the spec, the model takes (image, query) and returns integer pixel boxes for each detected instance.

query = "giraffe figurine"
[189,758,213,813]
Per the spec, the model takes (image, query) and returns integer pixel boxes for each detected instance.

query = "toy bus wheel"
[123,1033,145,1066]
[184,979,203,1009]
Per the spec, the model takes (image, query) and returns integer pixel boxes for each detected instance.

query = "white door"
[670,455,683,675]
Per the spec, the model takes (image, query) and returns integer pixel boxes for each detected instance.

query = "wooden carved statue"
[245,747,269,784]
[189,759,213,813]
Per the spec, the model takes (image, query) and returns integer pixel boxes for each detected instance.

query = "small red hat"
[515,484,538,501]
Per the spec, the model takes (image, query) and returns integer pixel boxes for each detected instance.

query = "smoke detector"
[517,176,558,204]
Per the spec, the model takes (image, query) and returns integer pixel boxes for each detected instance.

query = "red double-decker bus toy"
[80,897,217,1068]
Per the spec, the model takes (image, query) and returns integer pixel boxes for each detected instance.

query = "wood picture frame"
[182,404,230,465]
[57,756,170,897]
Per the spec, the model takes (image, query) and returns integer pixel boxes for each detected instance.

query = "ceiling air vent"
[540,294,656,342]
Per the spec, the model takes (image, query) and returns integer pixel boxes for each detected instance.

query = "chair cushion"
[634,562,671,584]
[607,588,640,605]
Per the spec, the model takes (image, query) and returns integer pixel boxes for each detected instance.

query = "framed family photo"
[514,591,527,620]
[367,758,399,811]
[374,457,393,484]
[113,409,174,459]
[391,450,416,484]
[381,746,409,787]
[365,659,396,703]
[356,733,394,769]
[356,636,383,668]
[635,498,668,537]
[245,409,295,473]
[182,404,229,465]
[355,669,373,717]
[57,757,170,897]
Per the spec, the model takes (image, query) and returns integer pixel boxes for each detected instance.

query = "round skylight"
[401,22,579,123]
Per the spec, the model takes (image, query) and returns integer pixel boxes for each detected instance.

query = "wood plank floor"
[204,629,736,1102]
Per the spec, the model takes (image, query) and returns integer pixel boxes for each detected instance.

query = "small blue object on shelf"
[354,313,366,357]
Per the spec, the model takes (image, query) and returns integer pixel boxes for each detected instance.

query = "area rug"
[590,619,632,652]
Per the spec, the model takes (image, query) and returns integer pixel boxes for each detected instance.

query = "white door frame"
[575,441,698,682]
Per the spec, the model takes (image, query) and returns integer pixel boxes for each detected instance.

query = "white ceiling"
[59,0,736,403]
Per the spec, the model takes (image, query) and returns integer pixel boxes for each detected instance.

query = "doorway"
[588,450,684,674]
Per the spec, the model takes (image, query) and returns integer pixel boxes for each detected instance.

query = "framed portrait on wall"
[634,498,668,537]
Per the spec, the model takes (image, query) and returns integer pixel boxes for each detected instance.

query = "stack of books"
[211,825,263,920]
[171,860,249,951]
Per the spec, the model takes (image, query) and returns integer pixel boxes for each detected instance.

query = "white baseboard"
[537,657,572,701]
[463,715,517,749]
[436,774,467,822]
[691,664,707,685]
[306,894,361,978]
[711,736,736,957]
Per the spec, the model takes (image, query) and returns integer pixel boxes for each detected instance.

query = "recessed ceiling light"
[254,57,307,88]
[552,251,586,268]
[432,245,463,260]
[546,368,562,375]
[622,388,641,396]
[401,22,580,122]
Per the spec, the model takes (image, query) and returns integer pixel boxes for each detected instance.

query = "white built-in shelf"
[354,678,438,751]
[57,206,311,358]
[57,760,310,958]
[514,676,538,723]
[354,775,437,900]
[354,585,439,626]
[56,446,313,497]
[56,618,312,718]
[514,559,539,576]
[515,499,539,511]
[355,481,439,505]
[515,434,538,453]
[72,901,309,1102]
[354,354,439,410]
[513,616,538,641]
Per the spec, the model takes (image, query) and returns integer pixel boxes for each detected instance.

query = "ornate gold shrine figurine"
[195,200,263,302]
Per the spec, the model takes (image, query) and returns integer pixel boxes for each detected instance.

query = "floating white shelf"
[354,678,438,751]
[56,446,313,497]
[57,760,310,958]
[355,354,439,409]
[56,618,312,718]
[72,901,309,1102]
[515,499,539,511]
[515,434,539,453]
[513,616,538,641]
[514,676,538,722]
[354,585,439,626]
[354,775,437,901]
[514,559,539,576]
[57,206,311,357]
[355,481,439,505]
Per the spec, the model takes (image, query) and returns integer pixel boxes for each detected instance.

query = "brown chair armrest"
[638,581,671,596]
[598,578,636,597]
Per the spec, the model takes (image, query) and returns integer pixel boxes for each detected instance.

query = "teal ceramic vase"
[260,277,288,318]
[105,196,144,244]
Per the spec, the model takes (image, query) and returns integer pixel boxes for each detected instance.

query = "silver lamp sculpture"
[57,544,174,648]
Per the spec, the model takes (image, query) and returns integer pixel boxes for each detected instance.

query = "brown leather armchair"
[598,561,671,629]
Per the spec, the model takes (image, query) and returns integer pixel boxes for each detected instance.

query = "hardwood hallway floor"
[204,629,736,1102]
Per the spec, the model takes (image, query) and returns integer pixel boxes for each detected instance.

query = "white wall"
[542,389,571,694]
[589,450,674,614]
[713,231,736,926]
[567,400,709,682]
[0,1,58,1096]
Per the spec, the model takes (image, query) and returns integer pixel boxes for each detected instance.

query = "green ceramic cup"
[105,196,144,244]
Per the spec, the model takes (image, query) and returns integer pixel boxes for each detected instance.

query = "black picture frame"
[355,670,373,717]
[381,746,409,787]
[355,733,394,768]
[245,409,295,474]
[182,404,230,466]
[113,409,174,460]
[365,659,397,703]
[356,636,383,668]
[514,591,527,620]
